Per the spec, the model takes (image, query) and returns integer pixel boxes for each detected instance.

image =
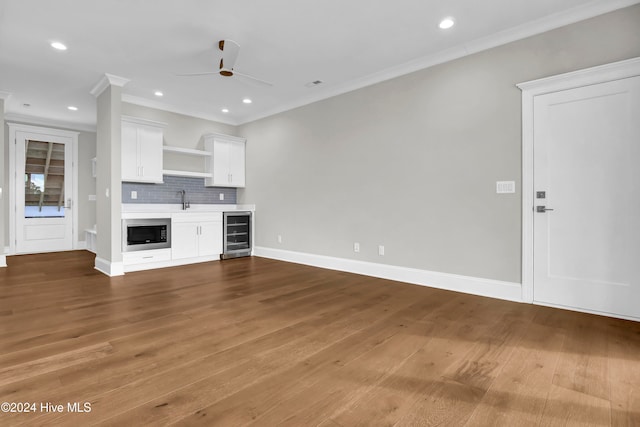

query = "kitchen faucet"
[179,190,190,210]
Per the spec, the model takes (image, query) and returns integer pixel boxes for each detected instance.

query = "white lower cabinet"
[172,213,222,260]
[123,248,172,265]
[122,248,172,272]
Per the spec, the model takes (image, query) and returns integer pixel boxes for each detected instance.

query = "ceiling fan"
[177,40,272,86]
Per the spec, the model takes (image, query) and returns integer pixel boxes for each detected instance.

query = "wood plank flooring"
[1,251,639,426]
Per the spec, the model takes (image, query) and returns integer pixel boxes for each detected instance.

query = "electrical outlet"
[88,194,96,201]
[131,191,137,199]
[378,245,385,256]
[219,193,224,201]
[277,235,282,243]
[354,242,360,253]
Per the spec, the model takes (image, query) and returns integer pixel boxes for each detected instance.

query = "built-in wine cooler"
[221,211,252,259]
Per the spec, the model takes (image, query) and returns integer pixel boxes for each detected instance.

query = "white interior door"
[533,76,640,319]
[15,131,74,253]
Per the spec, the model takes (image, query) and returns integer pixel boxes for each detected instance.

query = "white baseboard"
[533,300,640,323]
[0,255,6,268]
[253,246,523,303]
[123,254,220,273]
[75,240,87,250]
[94,257,125,277]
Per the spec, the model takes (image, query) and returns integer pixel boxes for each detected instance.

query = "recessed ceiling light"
[221,108,229,113]
[67,106,78,111]
[154,91,163,97]
[242,98,252,104]
[51,41,67,51]
[439,17,455,29]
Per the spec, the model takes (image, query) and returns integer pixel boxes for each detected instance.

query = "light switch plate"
[496,181,516,194]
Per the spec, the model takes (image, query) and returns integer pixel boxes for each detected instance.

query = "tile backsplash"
[122,175,237,204]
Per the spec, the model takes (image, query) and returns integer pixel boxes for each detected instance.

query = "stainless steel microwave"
[122,218,171,252]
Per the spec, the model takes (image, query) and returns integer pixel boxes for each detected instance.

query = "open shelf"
[162,145,212,178]
[162,169,213,179]
[163,146,211,156]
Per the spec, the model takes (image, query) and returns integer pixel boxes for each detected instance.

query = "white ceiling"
[1,0,637,130]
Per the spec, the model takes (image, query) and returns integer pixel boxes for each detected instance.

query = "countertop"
[122,203,255,219]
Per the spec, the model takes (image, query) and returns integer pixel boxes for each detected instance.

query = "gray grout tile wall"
[122,175,237,204]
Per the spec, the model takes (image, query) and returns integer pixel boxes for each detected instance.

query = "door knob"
[536,206,554,213]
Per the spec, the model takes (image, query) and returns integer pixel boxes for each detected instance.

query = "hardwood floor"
[1,251,639,426]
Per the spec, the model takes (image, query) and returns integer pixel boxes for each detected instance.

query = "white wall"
[238,5,640,283]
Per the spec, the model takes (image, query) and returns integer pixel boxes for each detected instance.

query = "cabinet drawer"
[172,212,223,223]
[123,248,171,265]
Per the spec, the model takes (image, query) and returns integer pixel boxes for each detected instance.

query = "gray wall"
[95,84,123,263]
[77,130,97,232]
[238,5,640,283]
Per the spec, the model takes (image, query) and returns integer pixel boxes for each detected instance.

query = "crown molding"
[4,112,96,133]
[121,94,238,126]
[236,0,640,125]
[99,0,640,127]
[462,0,640,56]
[90,73,130,98]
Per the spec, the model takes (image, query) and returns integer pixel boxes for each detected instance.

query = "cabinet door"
[204,135,246,187]
[171,222,199,260]
[121,122,140,182]
[228,140,245,187]
[212,139,231,186]
[137,125,164,183]
[198,221,223,256]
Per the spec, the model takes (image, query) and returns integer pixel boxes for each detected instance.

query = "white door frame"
[517,57,640,304]
[7,123,79,254]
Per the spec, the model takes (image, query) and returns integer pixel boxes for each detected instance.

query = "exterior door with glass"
[15,131,74,253]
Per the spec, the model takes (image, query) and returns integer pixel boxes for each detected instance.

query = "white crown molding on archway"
[90,73,131,98]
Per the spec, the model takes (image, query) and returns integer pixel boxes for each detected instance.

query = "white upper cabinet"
[204,134,246,188]
[121,116,166,183]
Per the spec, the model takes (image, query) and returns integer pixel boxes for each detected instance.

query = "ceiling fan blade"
[219,39,240,71]
[175,71,219,76]
[232,70,273,87]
